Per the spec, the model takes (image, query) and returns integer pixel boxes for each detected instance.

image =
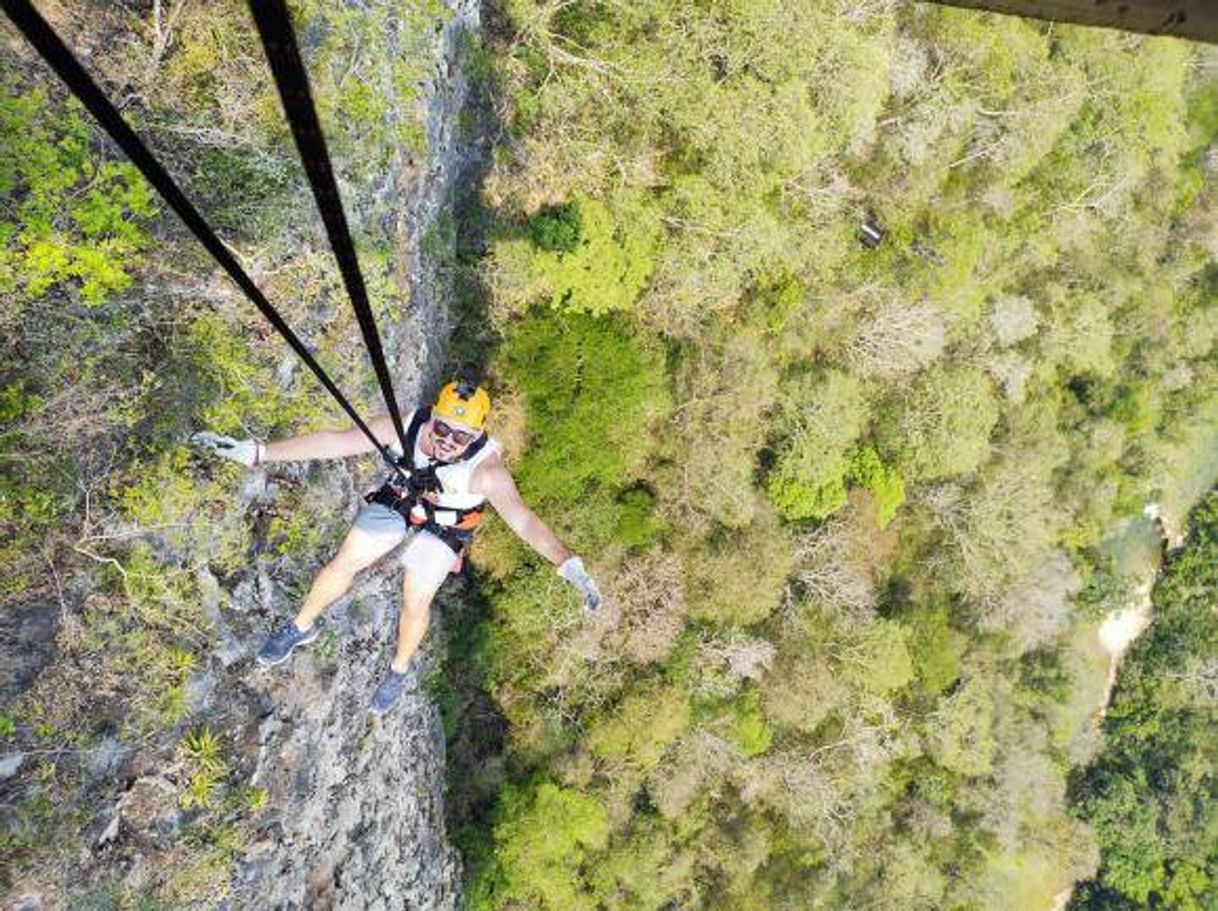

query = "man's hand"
[191,432,261,467]
[558,556,603,612]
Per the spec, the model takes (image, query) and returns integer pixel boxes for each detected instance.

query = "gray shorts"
[352,502,461,587]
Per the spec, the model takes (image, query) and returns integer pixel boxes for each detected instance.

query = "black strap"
[0,0,406,478]
[459,431,490,464]
[247,0,410,461]
[428,523,473,559]
[364,478,483,532]
[402,407,431,467]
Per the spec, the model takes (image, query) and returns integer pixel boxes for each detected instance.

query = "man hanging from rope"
[6,0,598,716]
[192,378,602,715]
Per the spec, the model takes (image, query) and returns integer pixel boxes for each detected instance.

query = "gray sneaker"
[370,667,409,716]
[257,620,319,666]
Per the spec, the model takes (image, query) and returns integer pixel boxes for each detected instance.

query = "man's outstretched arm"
[193,414,405,465]
[478,459,570,565]
[263,414,402,463]
[477,458,602,609]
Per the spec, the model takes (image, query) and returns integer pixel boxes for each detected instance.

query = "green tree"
[1070,492,1218,910]
[490,192,661,317]
[928,676,996,777]
[767,370,871,521]
[0,74,156,315]
[502,309,668,505]
[587,680,690,774]
[877,364,1000,482]
[848,446,906,528]
[470,780,610,911]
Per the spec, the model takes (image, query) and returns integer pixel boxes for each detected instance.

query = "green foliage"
[928,676,996,777]
[186,311,322,436]
[767,370,871,522]
[848,446,906,528]
[449,5,1218,909]
[0,72,155,311]
[179,728,228,810]
[295,0,449,168]
[663,326,781,530]
[877,365,1000,482]
[680,502,794,628]
[761,628,845,735]
[118,447,250,575]
[528,201,582,252]
[588,819,696,909]
[588,681,690,773]
[723,689,774,758]
[614,487,666,549]
[470,780,609,911]
[745,271,807,335]
[1070,491,1218,910]
[842,619,915,696]
[492,192,661,316]
[1039,287,1116,379]
[902,602,967,698]
[502,309,668,504]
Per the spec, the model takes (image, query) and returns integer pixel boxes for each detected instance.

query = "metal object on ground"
[859,217,885,250]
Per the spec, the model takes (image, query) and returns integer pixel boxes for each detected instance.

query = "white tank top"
[411,423,501,511]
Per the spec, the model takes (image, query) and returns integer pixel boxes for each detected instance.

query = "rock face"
[0,2,482,907]
[229,593,462,911]
[224,1,482,907]
[0,601,58,705]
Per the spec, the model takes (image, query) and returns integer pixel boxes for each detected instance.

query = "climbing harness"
[1,0,411,476]
[364,405,493,557]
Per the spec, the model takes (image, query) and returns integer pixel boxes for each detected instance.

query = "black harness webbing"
[0,0,405,477]
[364,406,489,555]
[247,1,410,460]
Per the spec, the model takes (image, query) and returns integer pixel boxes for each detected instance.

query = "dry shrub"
[790,510,881,622]
[484,384,529,469]
[974,722,1060,851]
[981,549,1081,654]
[782,166,864,228]
[843,294,948,379]
[987,294,1039,347]
[921,462,1058,612]
[468,513,528,582]
[735,750,855,848]
[693,633,776,699]
[659,329,780,534]
[759,635,845,734]
[888,34,930,100]
[985,351,1033,402]
[597,548,686,665]
[648,730,736,819]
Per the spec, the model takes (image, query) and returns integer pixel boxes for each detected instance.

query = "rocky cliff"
[2,0,482,908]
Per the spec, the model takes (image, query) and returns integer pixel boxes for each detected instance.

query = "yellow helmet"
[433,378,491,430]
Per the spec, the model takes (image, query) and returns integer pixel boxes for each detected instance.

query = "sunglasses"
[432,418,479,446]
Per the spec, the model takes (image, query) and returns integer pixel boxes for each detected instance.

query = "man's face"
[429,416,479,460]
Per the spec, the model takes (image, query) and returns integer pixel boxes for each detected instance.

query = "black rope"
[247,0,411,461]
[0,0,406,476]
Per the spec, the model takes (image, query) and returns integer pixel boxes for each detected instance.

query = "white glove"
[558,556,602,612]
[191,432,261,467]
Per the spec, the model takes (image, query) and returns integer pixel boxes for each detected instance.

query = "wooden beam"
[923,1,1217,44]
